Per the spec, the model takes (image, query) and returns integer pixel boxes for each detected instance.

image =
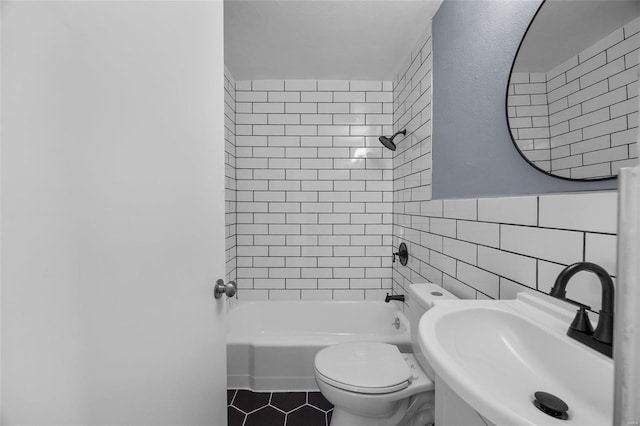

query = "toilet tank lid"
[408,283,458,309]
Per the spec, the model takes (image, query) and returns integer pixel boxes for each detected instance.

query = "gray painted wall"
[431,0,617,199]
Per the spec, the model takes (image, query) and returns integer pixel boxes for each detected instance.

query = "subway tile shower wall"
[391,25,434,299]
[233,79,395,300]
[508,16,639,178]
[225,67,238,288]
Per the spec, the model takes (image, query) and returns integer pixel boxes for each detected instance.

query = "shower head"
[378,129,407,151]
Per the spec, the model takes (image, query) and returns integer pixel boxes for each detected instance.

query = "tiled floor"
[228,389,333,426]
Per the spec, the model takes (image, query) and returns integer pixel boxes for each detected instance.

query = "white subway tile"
[421,200,443,217]
[318,103,350,114]
[443,238,477,265]
[318,80,350,91]
[499,278,536,300]
[443,274,476,300]
[334,92,365,103]
[286,103,318,114]
[254,277,285,288]
[252,80,284,91]
[301,114,333,125]
[566,52,606,83]
[443,199,477,220]
[333,114,365,125]
[477,196,537,225]
[236,91,267,102]
[285,80,317,91]
[500,225,583,265]
[456,220,499,247]
[268,114,300,125]
[285,125,317,136]
[301,136,332,147]
[456,262,499,298]
[429,252,456,276]
[350,81,382,91]
[302,158,333,169]
[301,92,333,102]
[351,103,382,114]
[429,218,456,237]
[585,233,617,277]
[608,33,640,62]
[268,91,300,102]
[478,246,537,288]
[253,103,284,113]
[539,192,617,233]
[318,125,350,136]
[236,103,252,113]
[253,125,285,136]
[366,92,393,102]
[268,136,300,146]
[235,80,251,91]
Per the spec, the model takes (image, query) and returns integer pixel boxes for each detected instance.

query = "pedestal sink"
[419,293,613,425]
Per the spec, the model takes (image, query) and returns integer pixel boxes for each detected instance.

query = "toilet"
[314,283,457,426]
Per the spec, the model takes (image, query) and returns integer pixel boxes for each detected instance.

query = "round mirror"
[507,0,639,180]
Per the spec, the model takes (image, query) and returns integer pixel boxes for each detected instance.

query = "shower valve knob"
[214,279,237,299]
[392,242,409,266]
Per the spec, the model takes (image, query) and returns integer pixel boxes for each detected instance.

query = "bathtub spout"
[385,293,405,303]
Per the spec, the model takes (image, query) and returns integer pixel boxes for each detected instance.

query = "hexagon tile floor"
[228,389,334,426]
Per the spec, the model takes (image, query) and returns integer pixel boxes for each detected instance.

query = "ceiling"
[515,0,639,72]
[224,0,443,81]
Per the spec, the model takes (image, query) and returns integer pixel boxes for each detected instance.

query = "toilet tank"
[406,283,458,375]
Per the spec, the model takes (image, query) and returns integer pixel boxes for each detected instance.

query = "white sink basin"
[419,293,613,425]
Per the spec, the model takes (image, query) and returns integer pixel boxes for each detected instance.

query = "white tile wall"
[507,73,551,171]
[508,17,639,178]
[225,67,237,288]
[393,190,618,313]
[234,79,394,300]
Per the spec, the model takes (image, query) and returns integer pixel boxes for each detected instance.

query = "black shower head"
[378,129,407,151]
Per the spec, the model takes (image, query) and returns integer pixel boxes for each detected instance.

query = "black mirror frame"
[505,0,617,182]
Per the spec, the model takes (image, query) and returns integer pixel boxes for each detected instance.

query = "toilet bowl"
[313,283,457,426]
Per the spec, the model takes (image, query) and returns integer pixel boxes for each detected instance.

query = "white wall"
[1,2,227,424]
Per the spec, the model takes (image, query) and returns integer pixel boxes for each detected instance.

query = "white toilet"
[314,283,457,426]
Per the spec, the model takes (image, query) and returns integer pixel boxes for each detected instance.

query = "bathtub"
[227,301,411,391]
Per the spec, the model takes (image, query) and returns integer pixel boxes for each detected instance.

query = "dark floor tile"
[228,406,245,426]
[270,392,307,413]
[308,392,333,411]
[227,389,237,405]
[326,410,332,426]
[245,406,285,426]
[286,405,326,426]
[232,389,271,413]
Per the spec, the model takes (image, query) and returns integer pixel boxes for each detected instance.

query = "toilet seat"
[314,342,412,394]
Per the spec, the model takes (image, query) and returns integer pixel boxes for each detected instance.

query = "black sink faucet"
[549,262,614,357]
[385,293,405,303]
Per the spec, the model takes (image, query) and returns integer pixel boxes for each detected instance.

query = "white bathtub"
[226,301,411,391]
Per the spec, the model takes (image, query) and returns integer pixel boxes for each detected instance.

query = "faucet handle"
[564,297,591,311]
[569,306,594,335]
